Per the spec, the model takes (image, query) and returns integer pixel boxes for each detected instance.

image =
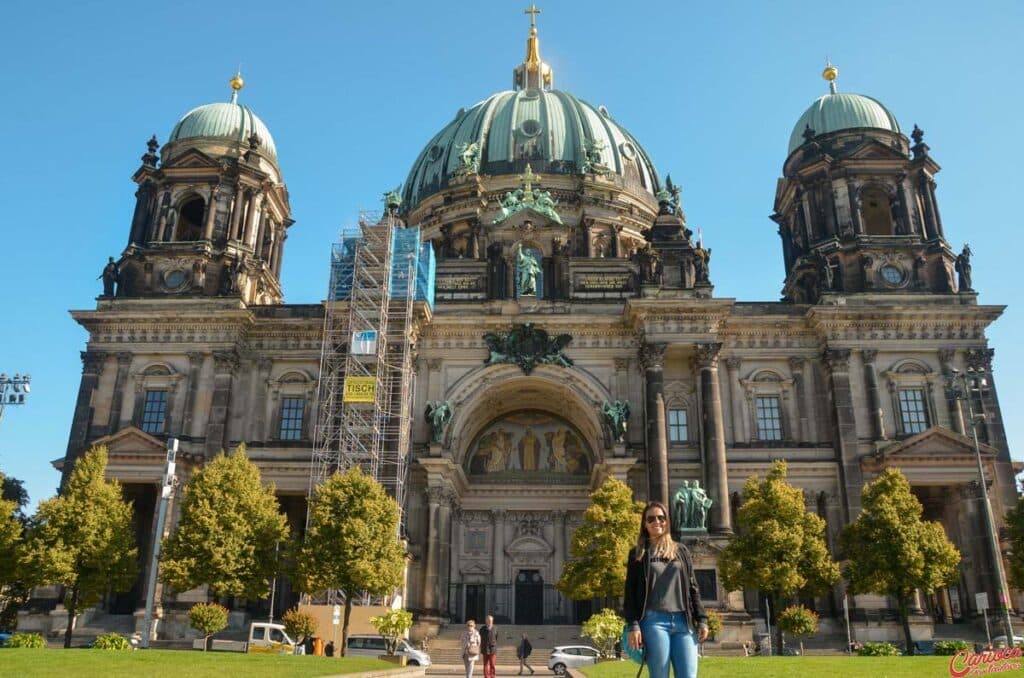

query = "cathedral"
[41,10,1021,642]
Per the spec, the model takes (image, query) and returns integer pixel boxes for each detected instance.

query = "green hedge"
[5,632,46,648]
[933,640,969,655]
[93,633,132,650]
[857,641,900,656]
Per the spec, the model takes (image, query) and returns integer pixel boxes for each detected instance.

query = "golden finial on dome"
[229,67,244,104]
[822,59,838,94]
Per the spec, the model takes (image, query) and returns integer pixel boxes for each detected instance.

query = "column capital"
[186,351,205,367]
[80,351,107,374]
[695,342,723,369]
[787,356,804,373]
[938,347,957,369]
[724,356,742,371]
[861,349,878,365]
[212,350,239,375]
[638,342,667,371]
[823,348,851,374]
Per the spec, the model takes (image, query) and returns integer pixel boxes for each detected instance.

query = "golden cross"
[524,3,541,28]
[520,164,540,194]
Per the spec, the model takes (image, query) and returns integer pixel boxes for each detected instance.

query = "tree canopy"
[1005,495,1024,591]
[160,444,290,599]
[0,473,25,626]
[556,477,642,605]
[839,468,960,654]
[718,460,839,653]
[295,467,405,655]
[21,447,138,648]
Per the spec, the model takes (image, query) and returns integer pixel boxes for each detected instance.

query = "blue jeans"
[640,610,699,678]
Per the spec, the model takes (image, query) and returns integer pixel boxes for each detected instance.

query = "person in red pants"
[480,615,498,678]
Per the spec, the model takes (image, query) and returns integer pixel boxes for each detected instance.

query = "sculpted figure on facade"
[455,141,480,175]
[425,400,453,444]
[516,245,542,296]
[100,257,119,296]
[672,480,713,534]
[955,243,973,291]
[601,399,630,443]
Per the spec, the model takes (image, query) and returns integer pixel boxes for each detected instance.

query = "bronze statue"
[955,243,973,291]
[602,400,630,443]
[99,257,119,296]
[424,400,453,444]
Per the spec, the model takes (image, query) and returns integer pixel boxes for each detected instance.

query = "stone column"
[725,356,747,443]
[846,179,863,235]
[939,348,965,435]
[639,342,668,504]
[230,186,245,241]
[823,348,863,520]
[492,509,506,585]
[129,184,155,247]
[862,350,886,440]
[179,352,204,439]
[918,175,939,240]
[107,352,133,433]
[789,357,810,443]
[697,342,731,533]
[61,351,107,487]
[273,232,287,277]
[552,510,567,582]
[204,351,238,458]
[939,587,954,624]
[926,178,945,239]
[203,184,218,241]
[422,486,443,613]
[437,494,454,614]
[243,192,261,248]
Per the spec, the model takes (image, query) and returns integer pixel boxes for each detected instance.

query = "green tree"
[1,473,29,523]
[778,604,818,655]
[20,447,138,648]
[840,468,960,655]
[0,473,25,626]
[370,608,414,656]
[704,609,723,641]
[557,477,642,607]
[581,608,624,658]
[1005,496,1024,591]
[160,444,289,599]
[282,607,318,645]
[719,460,839,655]
[294,467,405,656]
[188,602,228,651]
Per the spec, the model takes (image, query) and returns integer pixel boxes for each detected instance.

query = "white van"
[345,634,432,666]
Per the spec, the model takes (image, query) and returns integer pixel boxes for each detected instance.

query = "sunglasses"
[645,514,667,524]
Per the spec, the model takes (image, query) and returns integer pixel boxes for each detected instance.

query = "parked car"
[0,629,11,647]
[912,640,937,655]
[548,645,602,674]
[344,634,432,666]
[991,635,1024,648]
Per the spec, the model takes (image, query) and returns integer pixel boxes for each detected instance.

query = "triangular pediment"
[165,148,221,169]
[845,138,907,161]
[459,560,492,576]
[90,426,169,457]
[874,426,997,463]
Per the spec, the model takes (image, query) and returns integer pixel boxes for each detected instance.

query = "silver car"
[344,634,432,666]
[548,645,602,674]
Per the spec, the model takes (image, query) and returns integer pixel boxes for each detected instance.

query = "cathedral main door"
[515,570,544,624]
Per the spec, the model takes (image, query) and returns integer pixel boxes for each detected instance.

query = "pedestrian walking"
[461,619,482,678]
[480,614,498,678]
[624,501,709,678]
[517,632,535,675]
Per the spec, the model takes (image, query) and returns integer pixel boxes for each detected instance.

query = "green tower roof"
[168,102,277,160]
[788,91,900,155]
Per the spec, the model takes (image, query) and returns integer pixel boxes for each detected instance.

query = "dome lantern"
[513,3,553,91]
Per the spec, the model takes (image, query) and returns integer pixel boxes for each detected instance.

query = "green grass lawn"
[579,656,959,678]
[0,648,395,677]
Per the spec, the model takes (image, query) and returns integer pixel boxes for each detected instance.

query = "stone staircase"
[427,625,587,665]
[51,612,136,646]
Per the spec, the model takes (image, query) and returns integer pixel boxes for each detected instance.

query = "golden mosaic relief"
[466,410,591,478]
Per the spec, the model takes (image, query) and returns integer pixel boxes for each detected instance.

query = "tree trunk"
[770,593,782,656]
[341,596,353,657]
[898,597,914,655]
[63,587,78,649]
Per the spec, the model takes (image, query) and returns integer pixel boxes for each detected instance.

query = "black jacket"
[480,624,497,655]
[623,542,707,632]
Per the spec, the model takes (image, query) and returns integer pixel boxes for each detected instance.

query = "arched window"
[175,196,205,241]
[861,186,894,236]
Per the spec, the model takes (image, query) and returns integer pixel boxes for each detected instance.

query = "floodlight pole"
[0,373,32,426]
[141,437,177,649]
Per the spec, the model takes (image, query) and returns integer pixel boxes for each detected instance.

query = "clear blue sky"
[1,0,1022,506]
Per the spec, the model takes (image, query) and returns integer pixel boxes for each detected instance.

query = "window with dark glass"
[140,390,167,434]
[279,397,305,440]
[668,409,688,442]
[755,396,783,441]
[695,569,718,600]
[898,388,929,435]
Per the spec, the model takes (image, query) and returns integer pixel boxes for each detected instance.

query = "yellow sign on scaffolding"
[343,376,377,403]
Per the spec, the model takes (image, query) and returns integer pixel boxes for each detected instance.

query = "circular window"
[619,142,637,160]
[428,145,443,162]
[520,119,542,137]
[163,269,188,290]
[879,264,904,286]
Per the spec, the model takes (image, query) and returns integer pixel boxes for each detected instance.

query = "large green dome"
[168,102,277,160]
[788,91,900,155]
[403,88,660,209]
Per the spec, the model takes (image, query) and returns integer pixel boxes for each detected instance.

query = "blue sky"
[1,0,1022,505]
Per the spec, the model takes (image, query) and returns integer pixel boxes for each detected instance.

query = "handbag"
[621,624,644,665]
[467,637,481,658]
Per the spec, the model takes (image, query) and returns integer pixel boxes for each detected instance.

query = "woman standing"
[623,501,709,678]
[461,619,482,678]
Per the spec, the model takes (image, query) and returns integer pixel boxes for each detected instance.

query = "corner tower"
[773,64,962,303]
[117,73,293,304]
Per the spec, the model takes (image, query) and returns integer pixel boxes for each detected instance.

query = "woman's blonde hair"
[634,500,678,561]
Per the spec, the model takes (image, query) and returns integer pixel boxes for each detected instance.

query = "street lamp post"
[0,373,32,425]
[949,367,1016,643]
